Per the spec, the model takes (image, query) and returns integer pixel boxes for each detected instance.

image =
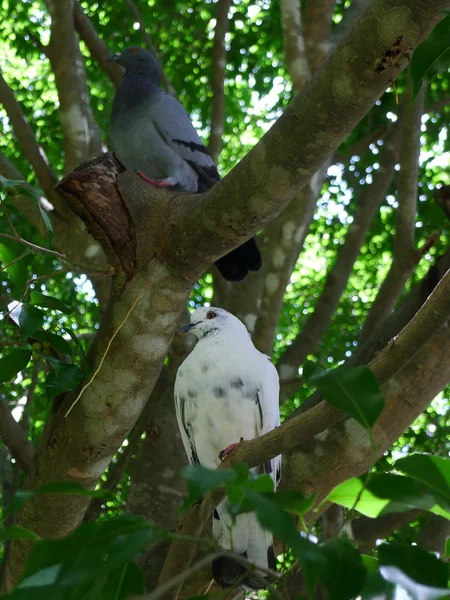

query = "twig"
[64,292,143,418]
[0,400,35,472]
[414,230,440,264]
[0,233,109,276]
[0,250,32,274]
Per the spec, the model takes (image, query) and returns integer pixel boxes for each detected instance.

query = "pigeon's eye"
[206,311,217,320]
[129,48,137,54]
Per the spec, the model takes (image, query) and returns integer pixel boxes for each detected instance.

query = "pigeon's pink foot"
[219,443,239,461]
[136,171,177,187]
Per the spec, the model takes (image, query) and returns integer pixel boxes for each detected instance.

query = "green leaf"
[0,242,28,298]
[19,516,153,593]
[17,185,54,240]
[303,362,384,431]
[444,538,450,559]
[328,473,450,518]
[0,348,32,383]
[102,561,145,600]
[231,490,315,518]
[19,304,44,340]
[361,555,379,572]
[320,539,366,600]
[45,364,85,398]
[411,14,450,104]
[0,526,41,542]
[395,454,450,513]
[181,464,249,509]
[30,292,72,314]
[32,330,72,356]
[378,543,449,594]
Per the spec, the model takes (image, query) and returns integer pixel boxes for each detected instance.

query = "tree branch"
[73,2,123,87]
[0,70,69,220]
[46,0,103,172]
[123,0,176,96]
[355,245,450,366]
[0,401,35,472]
[418,514,450,556]
[276,129,400,390]
[208,0,233,163]
[303,0,336,73]
[280,0,310,93]
[251,165,327,355]
[352,510,422,553]
[359,81,426,342]
[249,0,338,355]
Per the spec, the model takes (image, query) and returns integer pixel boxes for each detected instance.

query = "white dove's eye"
[206,311,216,320]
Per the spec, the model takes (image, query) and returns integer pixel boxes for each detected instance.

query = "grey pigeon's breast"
[110,107,172,178]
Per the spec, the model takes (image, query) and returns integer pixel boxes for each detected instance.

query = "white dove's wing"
[257,356,281,487]
[174,373,199,465]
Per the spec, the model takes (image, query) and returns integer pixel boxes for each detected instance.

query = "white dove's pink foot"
[136,171,177,187]
[219,443,238,461]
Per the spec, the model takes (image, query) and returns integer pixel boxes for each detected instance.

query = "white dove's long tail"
[211,501,276,590]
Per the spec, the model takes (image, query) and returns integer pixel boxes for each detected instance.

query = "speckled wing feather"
[174,385,199,465]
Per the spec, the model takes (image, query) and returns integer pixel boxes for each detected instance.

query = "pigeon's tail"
[215,238,262,282]
[212,507,276,590]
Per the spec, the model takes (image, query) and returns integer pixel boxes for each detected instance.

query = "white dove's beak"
[180,322,200,333]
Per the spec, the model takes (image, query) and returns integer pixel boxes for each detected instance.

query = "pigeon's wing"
[151,92,220,189]
[256,358,281,486]
[174,375,199,465]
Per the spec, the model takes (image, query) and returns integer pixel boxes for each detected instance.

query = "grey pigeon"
[175,307,281,589]
[109,47,261,282]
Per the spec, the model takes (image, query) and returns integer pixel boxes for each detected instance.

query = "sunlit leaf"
[395,454,450,513]
[328,473,450,519]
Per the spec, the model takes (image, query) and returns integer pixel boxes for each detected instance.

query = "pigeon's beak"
[180,322,200,333]
[107,54,120,63]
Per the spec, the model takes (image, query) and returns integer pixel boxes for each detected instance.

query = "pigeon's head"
[110,47,162,84]
[180,307,249,340]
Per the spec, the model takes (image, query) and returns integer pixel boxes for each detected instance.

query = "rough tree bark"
[2,0,449,589]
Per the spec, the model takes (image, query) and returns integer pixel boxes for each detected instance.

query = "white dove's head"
[180,307,250,340]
